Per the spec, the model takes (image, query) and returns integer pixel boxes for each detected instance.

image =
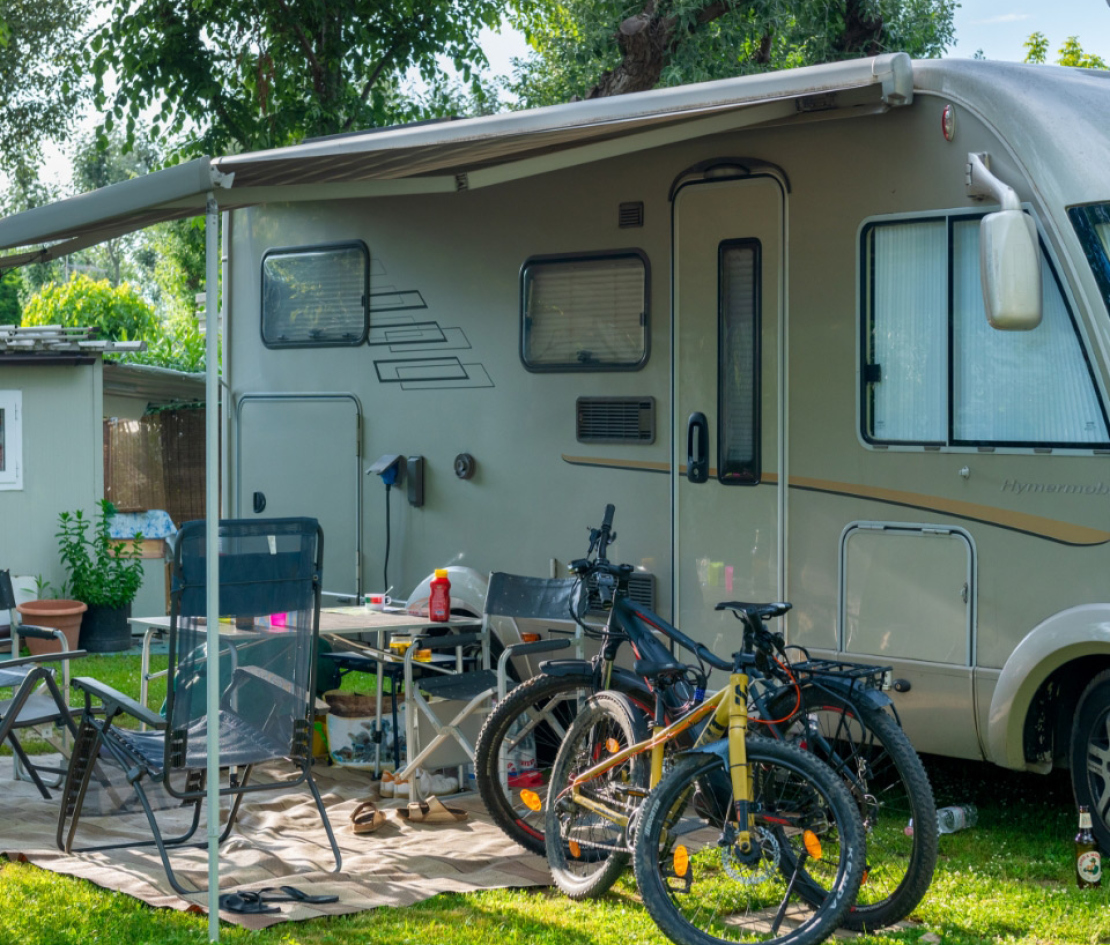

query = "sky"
[949,0,1110,61]
[36,1,1110,190]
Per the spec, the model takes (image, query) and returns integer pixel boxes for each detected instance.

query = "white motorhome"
[3,53,1110,837]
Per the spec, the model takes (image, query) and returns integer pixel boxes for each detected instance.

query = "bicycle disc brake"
[721,827,779,885]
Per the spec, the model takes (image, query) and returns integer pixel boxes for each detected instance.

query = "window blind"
[523,255,646,368]
[262,244,368,347]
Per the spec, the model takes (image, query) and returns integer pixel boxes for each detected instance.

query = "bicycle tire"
[475,670,601,855]
[766,687,937,931]
[633,741,866,945]
[545,691,649,899]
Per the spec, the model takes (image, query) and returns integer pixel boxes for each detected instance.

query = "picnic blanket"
[0,758,549,930]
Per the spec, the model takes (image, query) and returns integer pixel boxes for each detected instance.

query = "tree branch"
[586,0,745,98]
[342,38,406,131]
[272,0,327,99]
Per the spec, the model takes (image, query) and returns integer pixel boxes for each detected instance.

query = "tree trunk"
[584,0,888,100]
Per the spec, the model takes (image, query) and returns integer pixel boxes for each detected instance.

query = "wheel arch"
[987,604,1110,770]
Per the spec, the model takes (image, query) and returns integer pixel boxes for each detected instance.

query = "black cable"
[384,484,392,595]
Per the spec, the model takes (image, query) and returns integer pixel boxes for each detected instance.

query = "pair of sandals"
[350,795,468,834]
[218,885,339,915]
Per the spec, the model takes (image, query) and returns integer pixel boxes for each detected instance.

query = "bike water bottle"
[429,569,451,622]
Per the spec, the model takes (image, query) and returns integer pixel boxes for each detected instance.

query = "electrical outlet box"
[407,455,425,507]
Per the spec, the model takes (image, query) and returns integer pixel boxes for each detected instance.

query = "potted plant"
[57,500,144,653]
[14,575,87,656]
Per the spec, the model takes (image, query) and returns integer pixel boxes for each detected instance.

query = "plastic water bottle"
[936,803,978,834]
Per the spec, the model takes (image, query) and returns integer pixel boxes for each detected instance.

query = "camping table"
[130,609,483,769]
[318,608,483,776]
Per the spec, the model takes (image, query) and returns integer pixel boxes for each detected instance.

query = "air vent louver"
[577,397,655,444]
[619,202,645,228]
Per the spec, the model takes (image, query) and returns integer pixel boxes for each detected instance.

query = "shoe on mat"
[351,800,387,834]
[379,770,405,797]
[397,795,469,824]
[414,769,459,797]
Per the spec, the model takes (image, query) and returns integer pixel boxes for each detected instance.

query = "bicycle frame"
[566,664,759,853]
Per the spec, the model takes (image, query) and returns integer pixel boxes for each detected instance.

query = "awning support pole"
[204,191,221,942]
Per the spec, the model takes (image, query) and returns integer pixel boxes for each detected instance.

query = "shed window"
[261,243,369,347]
[862,213,1109,449]
[521,252,648,371]
[0,390,22,491]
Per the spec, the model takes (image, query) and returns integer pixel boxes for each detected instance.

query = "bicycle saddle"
[714,600,792,620]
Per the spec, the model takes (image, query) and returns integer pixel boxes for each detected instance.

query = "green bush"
[22,274,156,341]
[57,500,144,608]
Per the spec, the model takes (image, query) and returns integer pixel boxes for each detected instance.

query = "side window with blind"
[718,240,761,484]
[862,214,1110,449]
[0,390,22,491]
[261,242,369,348]
[521,251,648,371]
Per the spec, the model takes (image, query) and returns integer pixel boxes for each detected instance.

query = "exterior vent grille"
[577,397,654,444]
[587,572,655,613]
[619,202,644,228]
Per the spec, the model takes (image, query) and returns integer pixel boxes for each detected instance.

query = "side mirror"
[967,152,1042,331]
[980,209,1042,330]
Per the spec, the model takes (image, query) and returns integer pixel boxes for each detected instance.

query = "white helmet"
[405,566,488,618]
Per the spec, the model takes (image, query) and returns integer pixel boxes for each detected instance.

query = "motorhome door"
[673,175,783,651]
[237,393,362,599]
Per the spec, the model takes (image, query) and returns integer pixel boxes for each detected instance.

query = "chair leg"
[57,721,102,852]
[305,769,343,875]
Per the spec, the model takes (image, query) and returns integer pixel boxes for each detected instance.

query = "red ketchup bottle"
[429,569,451,622]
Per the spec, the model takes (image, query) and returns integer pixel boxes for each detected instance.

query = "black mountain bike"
[474,505,937,931]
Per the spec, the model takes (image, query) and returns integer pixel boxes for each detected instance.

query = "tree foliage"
[508,0,956,104]
[0,0,89,176]
[22,275,157,341]
[0,272,20,326]
[90,0,504,157]
[1024,32,1107,70]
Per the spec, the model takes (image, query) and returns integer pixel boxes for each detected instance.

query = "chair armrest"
[505,639,570,659]
[413,632,484,650]
[16,624,68,643]
[72,676,166,730]
[0,650,87,670]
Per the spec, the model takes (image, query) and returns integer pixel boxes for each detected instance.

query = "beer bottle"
[1076,805,1102,889]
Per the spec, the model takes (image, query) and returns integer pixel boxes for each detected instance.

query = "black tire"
[1071,669,1110,851]
[475,671,597,856]
[633,741,866,945]
[545,691,649,899]
[765,688,938,931]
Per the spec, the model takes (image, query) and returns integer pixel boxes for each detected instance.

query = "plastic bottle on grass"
[937,803,977,834]
[429,569,451,622]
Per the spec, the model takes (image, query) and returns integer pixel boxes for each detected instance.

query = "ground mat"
[0,759,549,929]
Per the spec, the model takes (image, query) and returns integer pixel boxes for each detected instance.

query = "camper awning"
[0,53,913,270]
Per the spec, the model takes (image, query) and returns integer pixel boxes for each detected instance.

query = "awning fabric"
[0,53,914,271]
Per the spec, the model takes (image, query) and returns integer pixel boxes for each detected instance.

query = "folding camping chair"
[394,572,586,796]
[0,569,85,797]
[481,573,588,793]
[57,518,341,895]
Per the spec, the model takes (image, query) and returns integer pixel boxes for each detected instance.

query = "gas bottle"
[429,569,451,622]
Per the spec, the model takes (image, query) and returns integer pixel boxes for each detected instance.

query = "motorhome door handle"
[253,491,266,514]
[687,412,709,484]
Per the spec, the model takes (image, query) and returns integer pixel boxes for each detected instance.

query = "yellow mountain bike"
[546,602,866,945]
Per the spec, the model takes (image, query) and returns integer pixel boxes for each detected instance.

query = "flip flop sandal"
[218,891,280,915]
[254,885,340,904]
[351,800,387,834]
[398,795,469,824]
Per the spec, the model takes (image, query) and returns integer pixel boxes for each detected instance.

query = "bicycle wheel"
[766,687,937,931]
[633,741,865,945]
[545,691,649,899]
[475,671,596,855]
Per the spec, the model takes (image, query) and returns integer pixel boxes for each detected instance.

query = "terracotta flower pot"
[16,599,88,655]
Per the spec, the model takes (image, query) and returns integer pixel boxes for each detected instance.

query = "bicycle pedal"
[617,786,649,799]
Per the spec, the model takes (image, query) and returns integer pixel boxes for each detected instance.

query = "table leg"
[139,628,156,732]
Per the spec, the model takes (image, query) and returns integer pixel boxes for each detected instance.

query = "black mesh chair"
[56,519,341,895]
[0,569,85,798]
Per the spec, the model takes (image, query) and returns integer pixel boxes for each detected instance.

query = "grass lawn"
[0,655,1105,944]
